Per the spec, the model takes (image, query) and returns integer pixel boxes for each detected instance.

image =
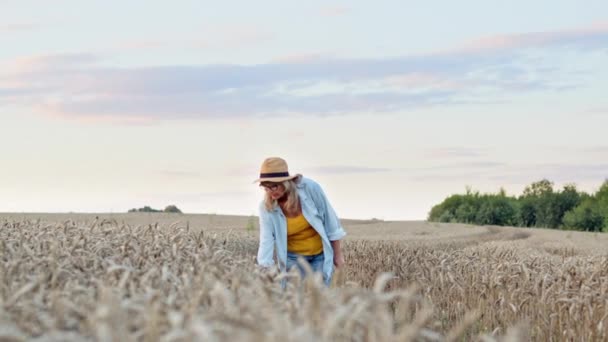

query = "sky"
[1,0,608,220]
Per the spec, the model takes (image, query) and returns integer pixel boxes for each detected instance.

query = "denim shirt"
[257,177,347,282]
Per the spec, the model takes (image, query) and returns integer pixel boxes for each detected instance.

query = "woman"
[255,157,346,286]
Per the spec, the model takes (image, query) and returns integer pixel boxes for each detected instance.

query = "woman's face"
[261,182,286,200]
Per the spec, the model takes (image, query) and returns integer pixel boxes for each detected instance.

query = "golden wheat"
[0,216,605,341]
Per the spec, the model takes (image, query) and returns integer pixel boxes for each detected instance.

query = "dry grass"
[0,213,606,341]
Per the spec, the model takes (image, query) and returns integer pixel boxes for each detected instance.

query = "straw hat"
[254,157,300,183]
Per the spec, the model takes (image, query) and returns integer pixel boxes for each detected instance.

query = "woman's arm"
[308,180,346,267]
[331,240,345,268]
[257,205,275,267]
[310,181,347,241]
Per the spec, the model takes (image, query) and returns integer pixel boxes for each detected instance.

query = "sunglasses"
[260,183,281,192]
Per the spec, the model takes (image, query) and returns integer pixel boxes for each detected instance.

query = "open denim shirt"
[257,177,347,284]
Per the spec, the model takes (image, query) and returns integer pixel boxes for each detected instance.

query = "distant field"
[4,212,607,254]
[0,212,606,341]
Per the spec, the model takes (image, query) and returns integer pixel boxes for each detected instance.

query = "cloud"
[2,22,607,123]
[39,87,457,122]
[445,21,608,55]
[0,53,99,75]
[383,72,468,91]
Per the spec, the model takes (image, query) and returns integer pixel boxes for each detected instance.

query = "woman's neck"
[278,195,300,217]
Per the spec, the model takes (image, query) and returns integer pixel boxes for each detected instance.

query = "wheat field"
[0,213,606,341]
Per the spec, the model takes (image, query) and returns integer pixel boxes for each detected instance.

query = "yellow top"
[286,213,323,255]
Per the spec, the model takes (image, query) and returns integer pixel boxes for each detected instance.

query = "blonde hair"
[264,175,302,215]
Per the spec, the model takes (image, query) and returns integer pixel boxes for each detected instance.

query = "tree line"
[128,205,183,213]
[428,179,608,232]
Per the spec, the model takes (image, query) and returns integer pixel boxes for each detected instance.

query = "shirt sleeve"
[311,181,347,241]
[256,202,276,267]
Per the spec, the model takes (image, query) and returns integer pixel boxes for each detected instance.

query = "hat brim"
[253,173,300,184]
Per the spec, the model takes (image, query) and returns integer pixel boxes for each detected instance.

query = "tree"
[163,205,183,213]
[427,179,607,232]
[128,205,182,213]
[518,197,536,227]
[131,206,161,213]
[522,179,554,197]
[519,180,556,228]
[519,180,576,229]
[553,184,582,227]
[428,194,464,221]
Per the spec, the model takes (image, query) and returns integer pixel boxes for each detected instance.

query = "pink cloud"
[448,22,608,55]
[1,53,98,74]
[45,113,157,125]
[3,21,607,123]
[319,6,350,17]
[589,20,608,30]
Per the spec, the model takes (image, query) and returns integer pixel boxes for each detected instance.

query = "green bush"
[563,199,604,232]
[596,180,608,229]
[474,196,518,226]
[437,211,456,223]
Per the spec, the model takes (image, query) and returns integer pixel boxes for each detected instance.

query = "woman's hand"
[333,252,345,268]
[331,240,345,268]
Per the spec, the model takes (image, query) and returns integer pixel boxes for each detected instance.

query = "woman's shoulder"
[258,200,274,214]
[298,177,326,197]
[298,176,321,190]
